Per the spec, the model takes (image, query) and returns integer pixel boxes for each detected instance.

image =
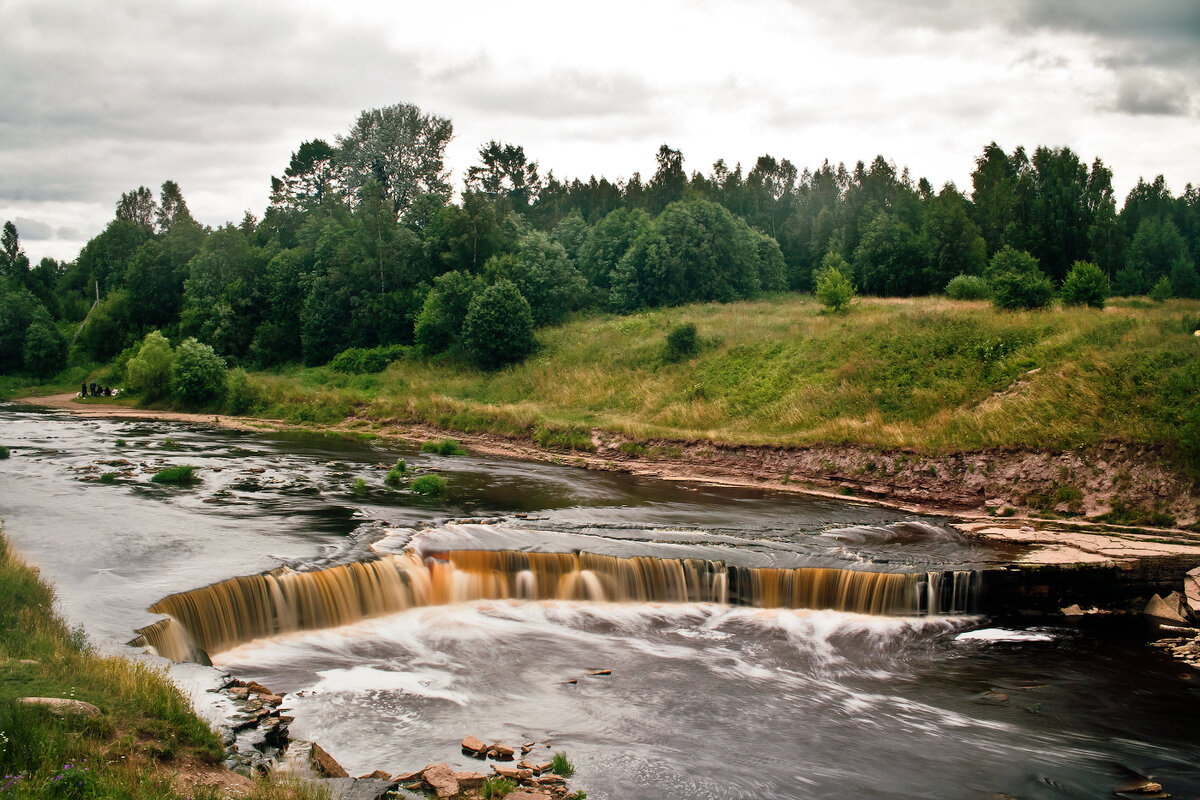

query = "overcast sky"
[2,0,1198,264]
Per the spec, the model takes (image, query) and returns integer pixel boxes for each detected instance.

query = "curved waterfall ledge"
[133,549,979,662]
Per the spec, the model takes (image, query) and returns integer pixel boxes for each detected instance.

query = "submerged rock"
[461,734,488,757]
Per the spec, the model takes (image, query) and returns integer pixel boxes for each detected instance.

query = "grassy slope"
[245,296,1200,455]
[0,532,318,799]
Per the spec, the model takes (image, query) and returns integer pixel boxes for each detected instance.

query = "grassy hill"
[242,295,1200,458]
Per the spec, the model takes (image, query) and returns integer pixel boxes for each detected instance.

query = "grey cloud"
[14,217,54,240]
[1114,73,1192,116]
[57,227,82,240]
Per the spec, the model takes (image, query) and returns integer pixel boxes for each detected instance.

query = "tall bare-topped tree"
[465,141,541,209]
[336,103,453,216]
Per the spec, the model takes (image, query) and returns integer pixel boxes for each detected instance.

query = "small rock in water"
[557,679,578,685]
[493,765,521,780]
[587,669,612,676]
[1061,604,1085,616]
[488,743,516,760]
[461,735,488,757]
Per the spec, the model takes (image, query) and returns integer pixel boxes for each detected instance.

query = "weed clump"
[149,466,197,484]
[421,439,467,456]
[98,472,118,485]
[0,446,9,459]
[551,751,575,777]
[482,776,516,798]
[663,323,698,362]
[352,478,367,496]
[410,474,447,496]
[385,459,408,486]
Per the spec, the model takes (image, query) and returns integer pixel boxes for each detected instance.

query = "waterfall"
[135,549,979,662]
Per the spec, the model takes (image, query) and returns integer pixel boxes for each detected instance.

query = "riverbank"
[17,390,1200,535]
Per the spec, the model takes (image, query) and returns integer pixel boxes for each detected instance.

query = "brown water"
[2,404,1198,799]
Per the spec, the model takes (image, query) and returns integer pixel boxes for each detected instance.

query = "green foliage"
[1113,265,1148,297]
[551,751,575,778]
[224,368,262,415]
[486,231,586,326]
[170,338,227,406]
[945,274,991,300]
[125,331,175,400]
[352,477,367,496]
[1150,276,1173,302]
[1180,404,1200,468]
[410,474,447,495]
[577,207,651,290]
[421,439,466,456]
[329,345,406,374]
[1095,498,1175,528]
[481,776,516,799]
[988,246,1054,310]
[98,472,117,484]
[0,446,9,459]
[1059,261,1110,308]
[663,323,698,362]
[1169,255,1199,299]
[815,254,856,313]
[462,279,536,369]
[384,458,409,486]
[414,271,486,356]
[149,465,197,484]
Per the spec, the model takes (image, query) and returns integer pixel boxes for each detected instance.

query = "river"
[1,403,1197,799]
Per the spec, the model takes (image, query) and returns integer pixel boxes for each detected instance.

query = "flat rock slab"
[321,778,405,800]
[311,742,350,778]
[17,697,100,716]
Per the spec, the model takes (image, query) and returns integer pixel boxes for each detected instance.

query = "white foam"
[955,628,1054,643]
[311,664,468,704]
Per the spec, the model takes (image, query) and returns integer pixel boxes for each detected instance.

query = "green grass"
[481,776,516,798]
[421,438,467,456]
[218,296,1200,459]
[551,751,575,777]
[98,472,118,485]
[410,474,447,496]
[149,466,197,484]
[384,459,408,487]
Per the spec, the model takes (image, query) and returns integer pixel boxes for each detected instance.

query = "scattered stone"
[488,743,516,760]
[311,742,349,778]
[257,693,283,706]
[535,774,566,785]
[557,679,577,685]
[1145,593,1189,624]
[243,680,274,695]
[493,765,521,780]
[16,697,100,716]
[422,763,459,799]
[587,669,611,676]
[359,770,391,780]
[462,735,488,757]
[392,768,424,782]
[1061,604,1085,616]
[517,768,534,780]
[453,771,487,790]
[229,687,250,699]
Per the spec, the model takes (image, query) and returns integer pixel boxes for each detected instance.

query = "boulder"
[1061,604,1085,616]
[422,763,459,799]
[310,742,349,778]
[453,771,487,790]
[462,734,488,757]
[16,697,100,716]
[1145,593,1189,624]
[392,768,424,782]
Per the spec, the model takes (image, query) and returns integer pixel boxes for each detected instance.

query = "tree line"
[2,101,1198,385]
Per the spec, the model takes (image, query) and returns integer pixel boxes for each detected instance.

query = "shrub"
[421,439,467,456]
[125,331,175,399]
[462,279,536,370]
[988,247,1054,310]
[945,274,990,300]
[663,323,698,362]
[99,472,117,484]
[1059,261,1110,308]
[814,254,856,313]
[551,751,575,777]
[414,271,487,355]
[1170,254,1200,299]
[224,367,261,415]
[385,461,407,486]
[171,338,227,405]
[1150,275,1173,302]
[1112,265,1148,296]
[150,465,197,484]
[329,344,406,374]
[22,313,68,378]
[353,477,367,496]
[410,474,447,496]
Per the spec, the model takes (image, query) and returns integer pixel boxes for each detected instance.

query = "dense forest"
[1,102,1198,384]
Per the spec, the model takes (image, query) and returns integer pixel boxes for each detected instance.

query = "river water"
[1,404,1198,799]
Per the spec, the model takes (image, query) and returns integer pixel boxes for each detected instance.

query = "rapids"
[1,403,1198,799]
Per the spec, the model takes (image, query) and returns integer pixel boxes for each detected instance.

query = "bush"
[551,751,575,777]
[988,246,1054,310]
[170,338,226,405]
[945,274,991,300]
[329,344,406,374]
[482,776,516,799]
[1150,275,1173,302]
[663,323,698,362]
[1170,255,1199,299]
[223,367,260,415]
[0,446,9,459]
[414,271,486,356]
[125,331,175,400]
[814,254,856,312]
[421,439,466,455]
[461,279,536,370]
[385,459,408,487]
[150,465,197,484]
[22,313,67,378]
[410,474,447,496]
[1059,261,1110,308]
